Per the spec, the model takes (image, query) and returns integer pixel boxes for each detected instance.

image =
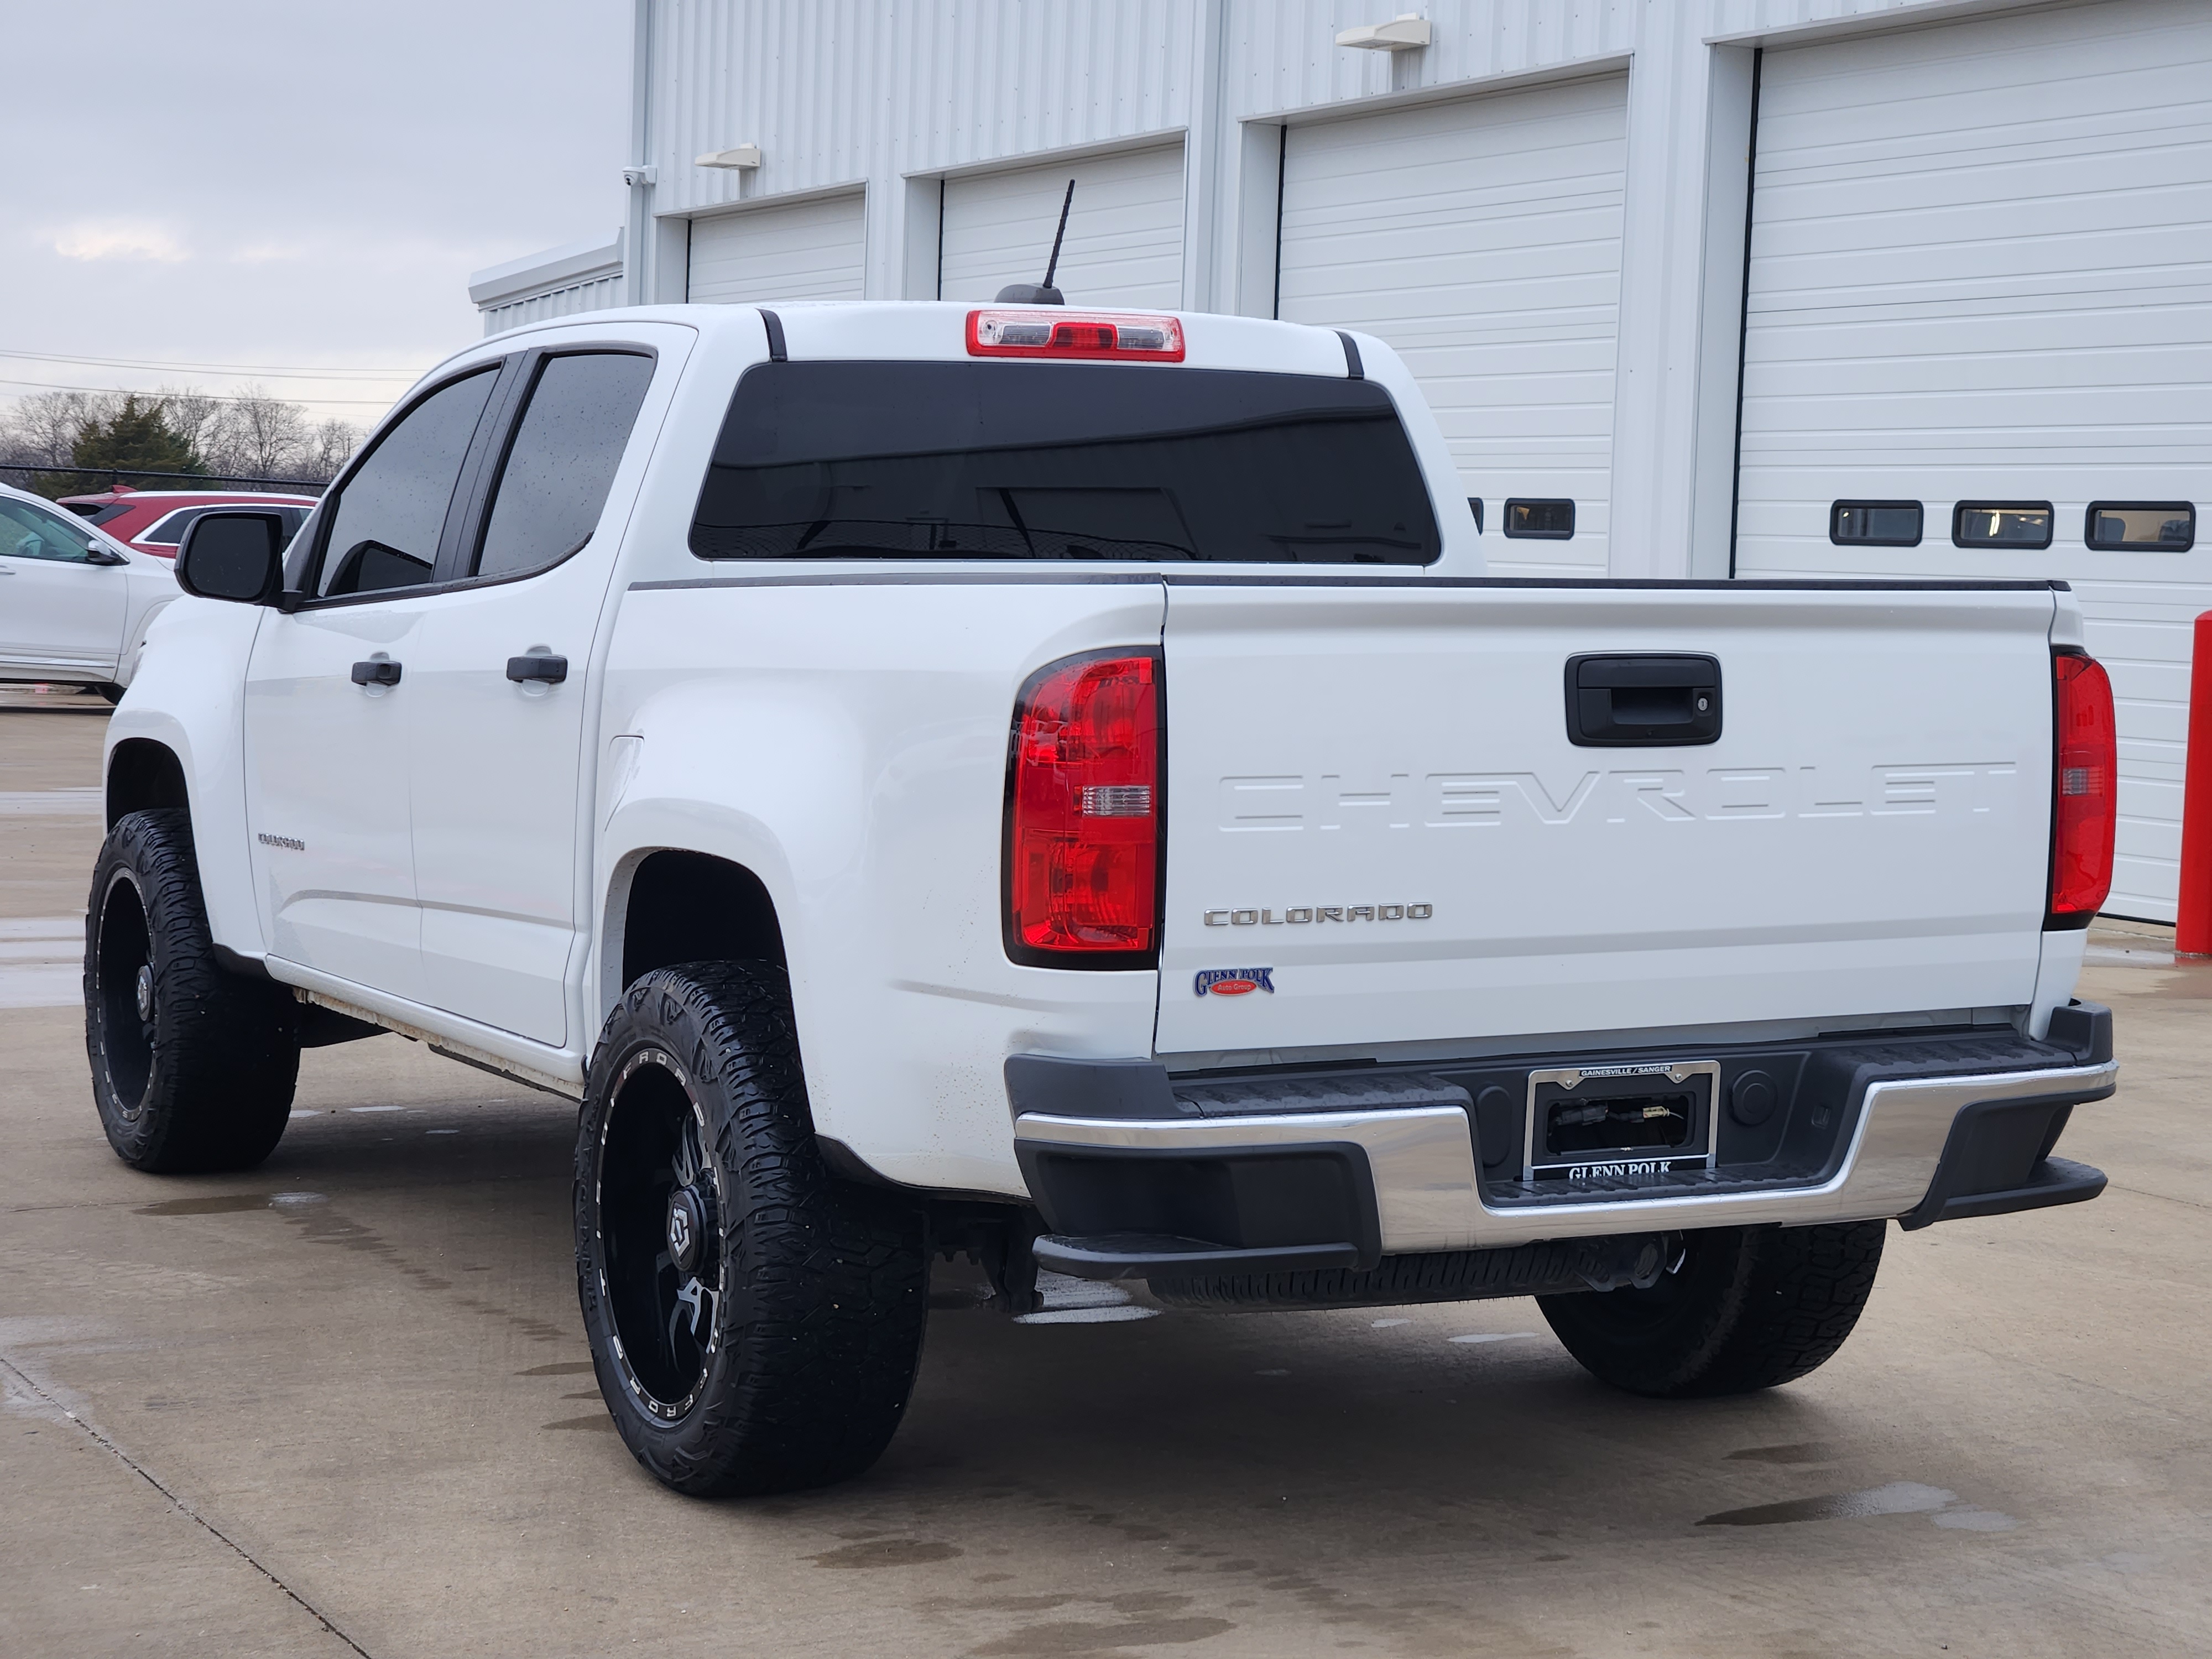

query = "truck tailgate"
[1154,581,2058,1057]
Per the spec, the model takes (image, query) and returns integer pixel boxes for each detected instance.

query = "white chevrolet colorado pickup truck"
[89,300,2120,1498]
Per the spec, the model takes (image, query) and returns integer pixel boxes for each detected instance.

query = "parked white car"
[93,301,2120,1500]
[0,481,178,700]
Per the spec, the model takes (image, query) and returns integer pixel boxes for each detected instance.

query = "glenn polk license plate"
[1522,1061,1720,1183]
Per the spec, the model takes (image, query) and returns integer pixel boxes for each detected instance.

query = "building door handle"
[350,659,402,687]
[505,654,568,684]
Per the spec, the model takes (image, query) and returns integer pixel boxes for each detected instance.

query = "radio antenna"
[1042,178,1074,291]
[993,178,1076,305]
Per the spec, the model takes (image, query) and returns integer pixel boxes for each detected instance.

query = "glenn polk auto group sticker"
[1195,968,1275,997]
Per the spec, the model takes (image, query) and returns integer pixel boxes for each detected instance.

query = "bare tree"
[307,418,361,482]
[4,382,355,487]
[208,383,311,479]
[0,390,116,467]
[153,384,225,464]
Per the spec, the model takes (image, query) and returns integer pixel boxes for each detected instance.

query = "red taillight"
[967,309,1185,362]
[1005,651,1162,963]
[2050,651,2117,922]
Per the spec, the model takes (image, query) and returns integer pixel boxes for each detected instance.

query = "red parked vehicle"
[56,486,319,559]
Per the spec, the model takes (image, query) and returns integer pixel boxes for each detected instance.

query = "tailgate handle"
[1565,654,1721,747]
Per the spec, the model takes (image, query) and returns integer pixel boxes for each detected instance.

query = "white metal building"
[469,232,626,334]
[470,0,2211,923]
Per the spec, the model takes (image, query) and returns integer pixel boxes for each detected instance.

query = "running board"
[290,987,584,1101]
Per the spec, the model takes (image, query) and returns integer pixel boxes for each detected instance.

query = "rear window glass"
[139,508,201,545]
[690,361,1440,565]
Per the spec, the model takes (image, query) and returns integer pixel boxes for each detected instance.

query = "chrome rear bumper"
[1012,1060,2116,1254]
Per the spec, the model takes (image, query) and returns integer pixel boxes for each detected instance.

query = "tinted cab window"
[474,352,655,580]
[314,369,499,597]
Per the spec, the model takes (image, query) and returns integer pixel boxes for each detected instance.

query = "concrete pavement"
[4,690,2209,1657]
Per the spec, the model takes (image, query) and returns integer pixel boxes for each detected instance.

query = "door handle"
[505,654,568,685]
[350,659,402,687]
[1564,654,1721,747]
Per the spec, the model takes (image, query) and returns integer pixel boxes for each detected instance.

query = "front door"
[404,348,661,1045]
[0,495,128,676]
[243,364,505,1001]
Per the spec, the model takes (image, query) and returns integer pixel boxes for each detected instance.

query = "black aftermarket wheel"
[575,962,929,1497]
[84,808,300,1172]
[591,1046,726,1422]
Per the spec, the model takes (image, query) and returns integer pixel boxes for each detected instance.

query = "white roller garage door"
[1733,0,2212,921]
[938,143,1185,309]
[1276,75,1628,576]
[687,191,867,305]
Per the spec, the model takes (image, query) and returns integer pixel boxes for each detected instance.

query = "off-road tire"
[1536,1221,1885,1397]
[85,808,300,1172]
[575,962,929,1498]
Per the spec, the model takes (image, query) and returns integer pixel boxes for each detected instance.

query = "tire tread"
[1536,1221,1885,1398]
[575,962,927,1498]
[85,808,298,1173]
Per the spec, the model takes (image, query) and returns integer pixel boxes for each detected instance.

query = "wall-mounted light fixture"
[696,144,763,170]
[1336,13,1431,50]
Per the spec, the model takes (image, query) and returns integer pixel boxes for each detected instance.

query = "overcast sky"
[4,0,630,428]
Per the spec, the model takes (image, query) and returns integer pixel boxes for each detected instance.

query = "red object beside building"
[2176,614,2212,955]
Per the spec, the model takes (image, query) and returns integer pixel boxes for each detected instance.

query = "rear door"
[403,335,677,1045]
[1154,581,2059,1057]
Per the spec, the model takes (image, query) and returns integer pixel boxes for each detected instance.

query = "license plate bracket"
[1522,1061,1719,1183]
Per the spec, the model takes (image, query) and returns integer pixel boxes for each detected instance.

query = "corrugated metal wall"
[651,0,1196,223]
[644,0,1968,192]
[635,0,2026,301]
[482,271,626,336]
[1223,0,1635,117]
[1707,0,2003,35]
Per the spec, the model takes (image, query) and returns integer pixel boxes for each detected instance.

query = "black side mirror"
[175,512,286,604]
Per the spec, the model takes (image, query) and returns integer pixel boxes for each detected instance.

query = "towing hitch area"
[1140,1232,1686,1311]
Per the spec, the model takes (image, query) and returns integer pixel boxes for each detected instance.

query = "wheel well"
[620,851,787,989]
[107,739,188,829]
